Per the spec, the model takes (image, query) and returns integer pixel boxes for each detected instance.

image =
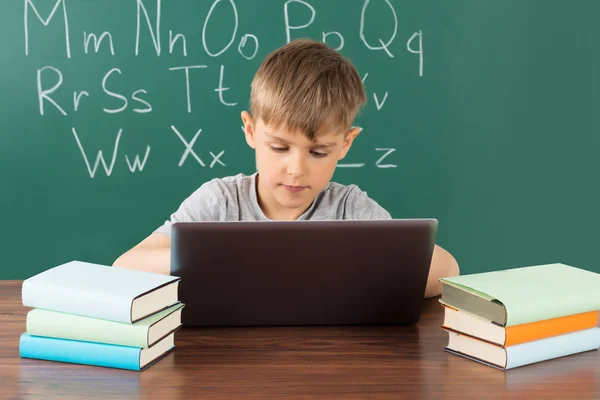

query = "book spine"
[19,333,142,371]
[506,327,600,369]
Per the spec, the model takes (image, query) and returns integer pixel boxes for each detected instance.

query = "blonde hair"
[250,39,366,140]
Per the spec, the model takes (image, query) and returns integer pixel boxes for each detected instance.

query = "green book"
[439,263,600,326]
[26,303,184,348]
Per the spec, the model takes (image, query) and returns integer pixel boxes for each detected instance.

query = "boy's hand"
[425,245,459,298]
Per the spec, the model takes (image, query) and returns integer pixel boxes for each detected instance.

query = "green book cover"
[26,303,184,348]
[439,263,600,326]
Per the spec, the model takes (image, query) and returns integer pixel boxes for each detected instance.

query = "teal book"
[26,303,184,348]
[19,332,175,371]
[445,327,600,370]
[439,263,600,326]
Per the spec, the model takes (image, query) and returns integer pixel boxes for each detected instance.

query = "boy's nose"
[286,154,306,178]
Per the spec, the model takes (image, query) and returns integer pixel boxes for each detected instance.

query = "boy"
[113,39,459,298]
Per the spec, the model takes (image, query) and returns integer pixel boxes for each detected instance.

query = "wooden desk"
[1,281,599,399]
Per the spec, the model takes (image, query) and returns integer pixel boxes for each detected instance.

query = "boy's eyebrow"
[264,132,337,148]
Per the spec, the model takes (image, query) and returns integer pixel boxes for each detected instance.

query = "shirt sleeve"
[154,183,222,238]
[346,187,392,220]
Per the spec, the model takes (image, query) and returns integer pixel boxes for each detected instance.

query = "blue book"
[19,332,175,371]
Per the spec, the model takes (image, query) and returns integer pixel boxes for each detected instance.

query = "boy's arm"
[424,244,459,298]
[112,183,222,275]
[112,232,171,275]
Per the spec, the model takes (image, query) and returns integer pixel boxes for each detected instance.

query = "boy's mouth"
[283,185,307,193]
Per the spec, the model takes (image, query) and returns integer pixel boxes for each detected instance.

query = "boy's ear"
[338,126,362,160]
[241,111,257,149]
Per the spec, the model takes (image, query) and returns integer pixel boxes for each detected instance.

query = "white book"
[22,260,180,324]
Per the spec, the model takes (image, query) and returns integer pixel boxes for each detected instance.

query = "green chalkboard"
[1,0,599,279]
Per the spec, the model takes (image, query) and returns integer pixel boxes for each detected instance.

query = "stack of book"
[20,260,184,371]
[438,263,600,370]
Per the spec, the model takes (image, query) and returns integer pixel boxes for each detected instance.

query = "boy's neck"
[262,207,305,221]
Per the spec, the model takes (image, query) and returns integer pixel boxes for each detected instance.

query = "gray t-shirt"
[155,173,391,237]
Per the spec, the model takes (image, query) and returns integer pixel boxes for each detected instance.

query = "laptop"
[170,219,438,327]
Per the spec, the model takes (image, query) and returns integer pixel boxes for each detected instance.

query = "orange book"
[441,304,599,346]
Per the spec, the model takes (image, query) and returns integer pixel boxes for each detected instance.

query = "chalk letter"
[375,148,396,168]
[202,0,238,57]
[25,0,71,58]
[209,151,226,168]
[322,31,344,51]
[168,65,208,113]
[238,34,259,60]
[215,65,237,106]
[71,127,122,178]
[102,68,128,114]
[135,0,161,56]
[132,89,152,113]
[373,92,388,110]
[407,30,424,76]
[84,32,115,55]
[37,66,67,116]
[284,0,315,43]
[125,146,151,172]
[360,0,397,58]
[171,126,205,167]
[73,91,89,112]
[169,30,187,56]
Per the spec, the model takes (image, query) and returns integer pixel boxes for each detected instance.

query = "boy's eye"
[310,150,328,158]
[269,146,327,158]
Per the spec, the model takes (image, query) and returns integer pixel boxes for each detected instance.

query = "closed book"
[27,303,184,348]
[441,304,599,346]
[444,327,600,370]
[438,263,600,326]
[22,260,181,324]
[19,332,175,371]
